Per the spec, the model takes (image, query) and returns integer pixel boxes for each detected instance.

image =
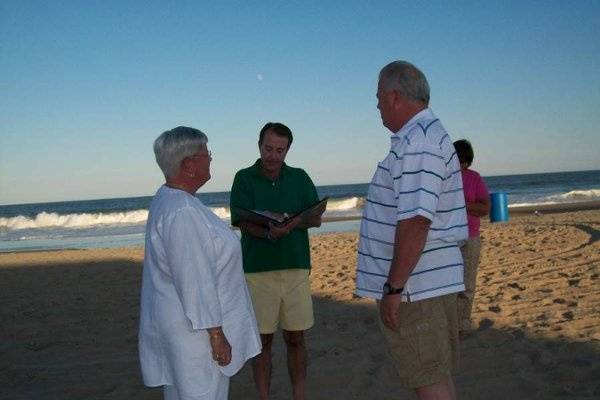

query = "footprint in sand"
[535,313,547,321]
[508,282,526,291]
[477,318,494,331]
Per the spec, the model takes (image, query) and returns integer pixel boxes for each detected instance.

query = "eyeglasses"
[190,151,212,160]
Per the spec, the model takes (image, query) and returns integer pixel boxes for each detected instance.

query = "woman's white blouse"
[139,185,261,395]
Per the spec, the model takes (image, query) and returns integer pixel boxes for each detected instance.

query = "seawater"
[1,170,598,252]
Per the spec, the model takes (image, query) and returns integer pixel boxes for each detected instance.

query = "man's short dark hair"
[454,139,474,167]
[259,122,293,148]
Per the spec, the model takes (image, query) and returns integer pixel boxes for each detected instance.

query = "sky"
[1,1,599,205]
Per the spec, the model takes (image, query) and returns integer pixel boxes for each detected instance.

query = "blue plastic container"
[489,192,509,223]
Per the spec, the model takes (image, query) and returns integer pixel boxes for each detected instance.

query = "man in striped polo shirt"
[356,61,468,399]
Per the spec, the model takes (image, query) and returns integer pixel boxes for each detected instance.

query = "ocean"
[1,170,598,252]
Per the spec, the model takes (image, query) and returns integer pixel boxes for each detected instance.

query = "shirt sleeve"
[230,171,252,227]
[392,143,445,222]
[301,170,319,206]
[164,207,222,330]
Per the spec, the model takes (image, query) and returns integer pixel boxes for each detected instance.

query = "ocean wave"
[545,189,600,201]
[205,197,366,220]
[0,196,369,232]
[327,196,365,211]
[0,210,149,231]
[211,207,231,220]
[509,201,561,208]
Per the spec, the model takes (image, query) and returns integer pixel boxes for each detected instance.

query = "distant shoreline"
[508,200,600,215]
[321,200,600,223]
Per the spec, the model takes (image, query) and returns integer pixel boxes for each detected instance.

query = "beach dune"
[1,210,599,399]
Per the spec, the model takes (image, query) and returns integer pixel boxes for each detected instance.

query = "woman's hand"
[208,328,232,366]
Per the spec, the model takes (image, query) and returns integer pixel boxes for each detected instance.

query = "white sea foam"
[0,210,149,231]
[509,201,561,208]
[211,207,231,219]
[327,196,364,211]
[546,189,600,201]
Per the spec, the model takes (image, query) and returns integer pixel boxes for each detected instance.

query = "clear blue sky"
[1,1,599,205]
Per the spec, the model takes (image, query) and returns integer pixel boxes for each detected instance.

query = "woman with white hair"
[139,126,261,400]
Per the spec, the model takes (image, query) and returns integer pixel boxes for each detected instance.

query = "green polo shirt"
[230,159,319,273]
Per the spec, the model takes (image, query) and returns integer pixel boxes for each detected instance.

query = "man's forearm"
[387,216,431,287]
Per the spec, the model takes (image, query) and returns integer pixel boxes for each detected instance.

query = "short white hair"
[379,60,430,106]
[153,126,208,179]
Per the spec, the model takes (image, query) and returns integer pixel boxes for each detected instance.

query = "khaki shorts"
[378,293,459,388]
[245,269,314,334]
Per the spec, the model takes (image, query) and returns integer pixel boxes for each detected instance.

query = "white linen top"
[139,185,261,396]
[356,108,468,302]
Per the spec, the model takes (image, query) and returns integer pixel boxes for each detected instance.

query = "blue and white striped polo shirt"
[355,108,468,302]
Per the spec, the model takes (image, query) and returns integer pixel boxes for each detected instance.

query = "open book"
[232,197,328,228]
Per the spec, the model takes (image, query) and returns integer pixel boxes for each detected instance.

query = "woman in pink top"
[454,139,490,336]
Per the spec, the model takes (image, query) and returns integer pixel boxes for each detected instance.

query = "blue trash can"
[489,192,509,223]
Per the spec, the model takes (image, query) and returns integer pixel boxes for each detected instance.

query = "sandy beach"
[1,209,599,399]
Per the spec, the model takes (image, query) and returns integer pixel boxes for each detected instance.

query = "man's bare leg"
[282,330,307,400]
[415,376,457,400]
[252,333,274,400]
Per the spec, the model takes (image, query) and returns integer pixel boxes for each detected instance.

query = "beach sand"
[1,209,599,399]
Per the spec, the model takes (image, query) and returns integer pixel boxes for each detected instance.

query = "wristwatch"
[383,282,404,295]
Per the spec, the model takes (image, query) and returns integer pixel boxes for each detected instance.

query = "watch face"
[383,282,402,295]
[383,282,391,294]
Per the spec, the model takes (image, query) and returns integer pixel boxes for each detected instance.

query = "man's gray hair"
[153,126,208,179]
[379,61,430,106]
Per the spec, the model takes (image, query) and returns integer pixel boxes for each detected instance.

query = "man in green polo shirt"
[230,122,321,400]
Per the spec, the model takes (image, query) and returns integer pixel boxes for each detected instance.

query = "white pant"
[163,373,229,400]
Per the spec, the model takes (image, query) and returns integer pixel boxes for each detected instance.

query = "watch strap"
[383,282,404,295]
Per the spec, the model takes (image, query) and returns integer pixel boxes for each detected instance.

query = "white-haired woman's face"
[188,144,212,187]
